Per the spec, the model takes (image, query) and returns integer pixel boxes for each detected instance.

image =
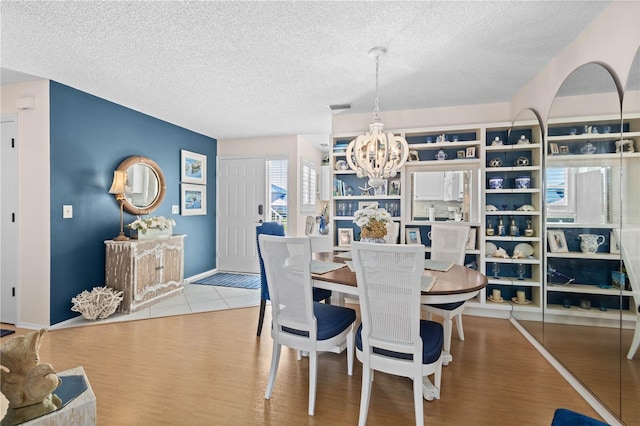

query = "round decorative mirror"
[113,156,166,215]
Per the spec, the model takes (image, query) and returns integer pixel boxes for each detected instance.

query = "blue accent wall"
[49,81,217,324]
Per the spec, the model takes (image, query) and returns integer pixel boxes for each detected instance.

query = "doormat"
[192,273,260,290]
[1,329,16,338]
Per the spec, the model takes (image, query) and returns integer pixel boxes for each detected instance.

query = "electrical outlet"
[172,205,179,214]
[63,205,73,219]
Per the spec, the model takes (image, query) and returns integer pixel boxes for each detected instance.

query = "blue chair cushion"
[355,320,444,364]
[282,302,356,340]
[312,287,332,302]
[551,408,608,426]
[426,301,464,311]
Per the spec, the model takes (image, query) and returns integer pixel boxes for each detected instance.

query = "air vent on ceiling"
[329,103,351,111]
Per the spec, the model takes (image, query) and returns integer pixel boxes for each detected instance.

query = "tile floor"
[53,283,260,330]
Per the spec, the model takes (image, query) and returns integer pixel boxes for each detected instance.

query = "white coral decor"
[71,286,124,320]
[127,215,176,234]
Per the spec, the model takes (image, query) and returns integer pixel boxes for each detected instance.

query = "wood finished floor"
[2,307,603,426]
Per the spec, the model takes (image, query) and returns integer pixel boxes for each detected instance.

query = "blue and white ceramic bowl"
[515,177,531,189]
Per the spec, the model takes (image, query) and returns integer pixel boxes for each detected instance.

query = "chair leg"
[627,321,640,360]
[308,351,318,416]
[346,327,354,376]
[358,366,373,426]
[454,313,465,341]
[264,341,281,400]
[413,373,424,426]
[257,298,266,337]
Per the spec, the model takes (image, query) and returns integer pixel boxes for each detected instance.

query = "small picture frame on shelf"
[338,228,353,247]
[466,228,477,250]
[548,230,568,253]
[610,230,621,254]
[457,150,465,159]
[389,179,401,195]
[465,146,476,158]
[550,143,559,155]
[358,201,378,211]
[405,228,421,245]
[374,180,388,196]
[559,145,569,154]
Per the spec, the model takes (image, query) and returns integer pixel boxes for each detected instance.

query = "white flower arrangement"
[353,204,392,227]
[127,216,176,234]
[353,204,391,239]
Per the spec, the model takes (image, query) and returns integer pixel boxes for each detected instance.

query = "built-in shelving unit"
[328,113,638,324]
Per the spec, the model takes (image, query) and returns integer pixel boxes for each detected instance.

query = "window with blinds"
[301,158,317,213]
[267,160,287,228]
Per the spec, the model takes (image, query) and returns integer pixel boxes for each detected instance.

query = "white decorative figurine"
[71,286,124,320]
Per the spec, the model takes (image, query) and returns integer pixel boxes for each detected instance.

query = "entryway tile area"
[53,284,260,329]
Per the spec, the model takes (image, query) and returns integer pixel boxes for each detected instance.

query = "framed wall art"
[465,146,476,158]
[389,179,401,195]
[358,201,378,211]
[548,229,568,252]
[405,228,421,245]
[181,183,207,216]
[338,228,353,247]
[181,150,207,185]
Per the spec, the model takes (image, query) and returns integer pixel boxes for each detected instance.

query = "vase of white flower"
[353,204,391,243]
[127,216,176,240]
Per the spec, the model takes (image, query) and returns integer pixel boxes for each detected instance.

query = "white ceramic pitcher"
[578,234,605,253]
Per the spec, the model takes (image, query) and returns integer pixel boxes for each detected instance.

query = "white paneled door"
[217,157,266,273]
[1,116,18,324]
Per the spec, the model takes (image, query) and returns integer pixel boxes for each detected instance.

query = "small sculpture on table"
[1,329,62,426]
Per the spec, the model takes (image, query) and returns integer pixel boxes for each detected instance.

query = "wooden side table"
[105,235,185,313]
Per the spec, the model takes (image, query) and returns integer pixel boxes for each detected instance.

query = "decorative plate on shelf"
[513,243,534,257]
[485,242,498,257]
[488,295,504,303]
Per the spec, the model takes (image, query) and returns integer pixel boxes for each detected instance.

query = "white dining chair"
[351,242,444,426]
[258,234,356,416]
[422,224,470,364]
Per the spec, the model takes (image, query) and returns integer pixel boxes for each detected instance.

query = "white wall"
[511,1,640,121]
[1,80,51,328]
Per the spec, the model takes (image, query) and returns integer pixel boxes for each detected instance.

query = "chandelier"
[346,47,409,188]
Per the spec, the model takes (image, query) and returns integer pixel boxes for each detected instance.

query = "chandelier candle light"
[346,47,409,188]
[353,203,392,243]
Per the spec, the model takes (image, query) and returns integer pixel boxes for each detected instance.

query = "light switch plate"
[172,205,179,214]
[63,205,73,219]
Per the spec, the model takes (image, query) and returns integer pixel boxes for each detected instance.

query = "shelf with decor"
[480,123,543,311]
[403,128,484,164]
[543,114,637,325]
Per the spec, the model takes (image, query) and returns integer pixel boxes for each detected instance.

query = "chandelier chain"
[373,54,380,119]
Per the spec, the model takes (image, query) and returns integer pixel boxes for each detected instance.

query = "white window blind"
[301,158,316,213]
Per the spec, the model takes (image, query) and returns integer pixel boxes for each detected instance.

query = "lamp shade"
[108,170,127,194]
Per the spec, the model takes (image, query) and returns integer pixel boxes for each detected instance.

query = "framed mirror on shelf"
[409,168,479,223]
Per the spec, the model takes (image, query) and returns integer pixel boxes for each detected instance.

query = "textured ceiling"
[1,1,611,142]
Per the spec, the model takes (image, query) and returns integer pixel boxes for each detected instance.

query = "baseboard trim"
[185,268,217,283]
[510,317,623,426]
